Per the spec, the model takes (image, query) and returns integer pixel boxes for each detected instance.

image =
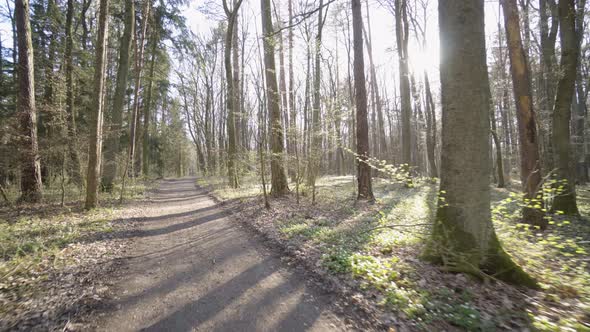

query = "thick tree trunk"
[103,0,134,191]
[502,0,546,227]
[352,0,374,200]
[551,0,580,215]
[261,0,289,196]
[85,0,109,209]
[15,0,42,203]
[425,0,535,287]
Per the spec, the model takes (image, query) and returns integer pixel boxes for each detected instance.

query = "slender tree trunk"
[490,106,505,188]
[352,0,374,200]
[64,0,82,187]
[103,0,134,191]
[15,0,42,203]
[551,0,580,215]
[502,0,546,227]
[425,0,535,287]
[129,0,151,178]
[395,0,412,167]
[363,0,387,159]
[85,0,109,209]
[142,22,159,178]
[261,0,289,196]
[288,0,297,181]
[308,0,325,200]
[424,71,438,177]
[223,0,244,188]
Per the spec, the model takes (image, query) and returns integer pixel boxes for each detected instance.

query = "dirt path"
[94,177,351,331]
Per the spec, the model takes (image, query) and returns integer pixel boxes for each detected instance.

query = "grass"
[200,173,590,331]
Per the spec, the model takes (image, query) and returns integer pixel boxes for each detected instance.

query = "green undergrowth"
[198,174,590,330]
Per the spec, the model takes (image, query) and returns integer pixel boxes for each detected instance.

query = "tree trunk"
[129,0,151,177]
[85,0,109,209]
[551,0,580,215]
[425,0,536,287]
[308,0,325,198]
[395,0,412,167]
[64,0,82,187]
[143,28,159,178]
[352,0,374,200]
[223,0,244,188]
[261,0,289,196]
[15,0,42,203]
[424,71,438,177]
[502,0,546,227]
[103,0,134,191]
[490,107,505,188]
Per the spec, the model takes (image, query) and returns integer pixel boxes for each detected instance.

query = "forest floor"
[2,175,589,331]
[2,177,373,331]
[0,181,149,331]
[198,174,590,331]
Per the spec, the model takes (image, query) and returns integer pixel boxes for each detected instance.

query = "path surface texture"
[96,177,349,332]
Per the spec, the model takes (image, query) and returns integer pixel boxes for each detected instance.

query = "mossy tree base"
[423,207,538,289]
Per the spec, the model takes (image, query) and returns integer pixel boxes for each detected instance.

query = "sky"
[180,0,507,97]
[0,0,508,99]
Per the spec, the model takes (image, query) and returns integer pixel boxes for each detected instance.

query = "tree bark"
[64,0,82,187]
[395,0,412,167]
[85,0,109,209]
[129,0,151,177]
[550,0,580,215]
[352,0,374,200]
[103,0,134,191]
[502,0,546,227]
[425,0,536,287]
[15,0,42,203]
[223,0,244,188]
[261,0,289,196]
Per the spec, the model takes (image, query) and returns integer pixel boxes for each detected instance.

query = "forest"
[0,0,589,330]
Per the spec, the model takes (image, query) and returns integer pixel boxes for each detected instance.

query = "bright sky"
[181,0,506,98]
[0,0,507,100]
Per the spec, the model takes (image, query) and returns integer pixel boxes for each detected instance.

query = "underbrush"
[200,174,590,331]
